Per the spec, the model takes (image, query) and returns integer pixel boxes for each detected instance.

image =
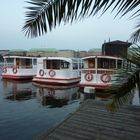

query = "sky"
[0,0,137,51]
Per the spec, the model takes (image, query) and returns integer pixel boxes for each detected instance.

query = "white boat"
[79,55,123,92]
[2,56,37,80]
[32,57,83,85]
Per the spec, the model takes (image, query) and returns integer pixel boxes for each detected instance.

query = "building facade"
[102,40,132,57]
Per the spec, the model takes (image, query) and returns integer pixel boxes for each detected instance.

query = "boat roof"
[82,55,123,60]
[3,55,37,59]
[37,57,82,63]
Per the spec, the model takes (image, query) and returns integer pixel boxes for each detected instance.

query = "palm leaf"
[105,68,138,112]
[106,89,135,112]
[127,44,140,65]
[105,44,140,112]
[130,21,140,43]
[23,0,140,38]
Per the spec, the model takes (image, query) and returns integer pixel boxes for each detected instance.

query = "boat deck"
[38,99,140,140]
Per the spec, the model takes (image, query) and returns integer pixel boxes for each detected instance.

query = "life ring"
[2,66,7,73]
[39,69,44,76]
[12,67,17,74]
[85,73,93,81]
[49,70,55,77]
[101,73,111,83]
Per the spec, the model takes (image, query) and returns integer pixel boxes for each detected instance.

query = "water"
[0,64,140,140]
[0,78,80,140]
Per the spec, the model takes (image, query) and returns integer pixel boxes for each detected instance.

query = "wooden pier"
[38,99,140,140]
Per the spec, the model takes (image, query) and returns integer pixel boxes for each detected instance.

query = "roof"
[3,55,37,59]
[37,57,82,63]
[103,40,132,46]
[82,55,123,60]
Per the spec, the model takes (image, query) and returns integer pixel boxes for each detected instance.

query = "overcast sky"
[0,0,136,51]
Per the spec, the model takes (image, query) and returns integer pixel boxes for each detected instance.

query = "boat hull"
[1,74,35,80]
[79,83,110,90]
[32,77,81,85]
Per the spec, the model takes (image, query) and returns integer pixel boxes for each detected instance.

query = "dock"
[38,99,140,140]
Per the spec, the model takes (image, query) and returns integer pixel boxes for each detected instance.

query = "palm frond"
[106,89,135,112]
[127,44,140,65]
[23,0,140,38]
[105,68,137,112]
[130,20,140,43]
[105,45,140,112]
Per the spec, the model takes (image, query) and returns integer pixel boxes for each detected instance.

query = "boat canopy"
[82,55,123,60]
[82,55,123,69]
[3,56,37,59]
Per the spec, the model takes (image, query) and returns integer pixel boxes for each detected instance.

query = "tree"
[22,0,140,111]
[23,0,140,43]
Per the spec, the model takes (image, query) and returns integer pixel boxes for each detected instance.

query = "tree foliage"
[23,0,140,43]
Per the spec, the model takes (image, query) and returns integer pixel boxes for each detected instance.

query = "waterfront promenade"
[38,99,140,140]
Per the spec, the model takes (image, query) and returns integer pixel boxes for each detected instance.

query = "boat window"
[88,59,95,68]
[16,58,20,67]
[117,60,122,69]
[26,59,32,67]
[98,58,108,69]
[6,58,14,63]
[4,58,14,67]
[33,59,37,65]
[61,60,69,69]
[83,60,88,69]
[97,58,116,69]
[46,60,61,69]
[46,60,51,69]
[19,59,32,68]
[73,63,78,69]
[109,59,116,69]
[53,60,60,69]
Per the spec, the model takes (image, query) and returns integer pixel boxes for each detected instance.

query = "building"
[0,50,10,56]
[26,48,57,57]
[58,50,78,58]
[102,40,132,57]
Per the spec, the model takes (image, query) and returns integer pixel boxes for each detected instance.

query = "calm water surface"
[0,77,80,140]
[0,65,140,140]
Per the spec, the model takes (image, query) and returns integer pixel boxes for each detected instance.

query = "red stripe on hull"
[2,74,34,80]
[33,76,81,81]
[33,80,80,86]
[79,83,109,87]
[32,77,80,86]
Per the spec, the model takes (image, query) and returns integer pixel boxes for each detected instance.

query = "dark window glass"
[117,60,122,69]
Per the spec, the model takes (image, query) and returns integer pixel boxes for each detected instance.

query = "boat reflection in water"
[34,82,80,108]
[2,79,36,101]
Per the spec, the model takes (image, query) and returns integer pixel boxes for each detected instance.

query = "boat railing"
[82,68,118,74]
[82,69,96,74]
[2,64,13,69]
[5,65,33,69]
[18,65,33,69]
[97,69,117,74]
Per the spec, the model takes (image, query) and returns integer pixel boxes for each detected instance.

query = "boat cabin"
[33,57,83,85]
[79,55,123,91]
[2,56,37,80]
